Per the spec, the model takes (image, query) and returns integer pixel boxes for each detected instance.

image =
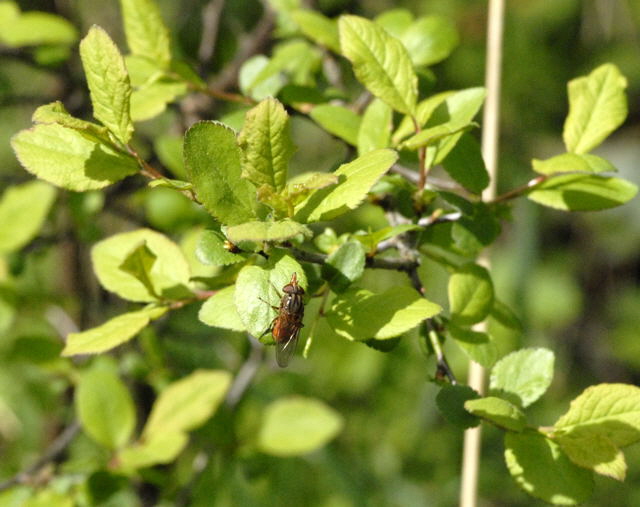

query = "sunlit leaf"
[92,228,192,302]
[75,359,136,449]
[527,174,637,211]
[563,64,627,154]
[119,0,171,68]
[465,397,526,432]
[11,124,138,191]
[489,348,555,408]
[199,285,245,332]
[295,149,397,223]
[0,181,55,254]
[339,15,417,115]
[80,26,133,144]
[239,98,294,192]
[505,431,593,505]
[258,396,344,456]
[62,306,167,356]
[143,370,232,439]
[184,121,257,225]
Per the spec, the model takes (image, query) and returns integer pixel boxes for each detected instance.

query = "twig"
[426,325,457,385]
[0,421,81,492]
[198,0,226,72]
[225,337,264,408]
[490,175,546,203]
[417,211,462,228]
[209,3,275,92]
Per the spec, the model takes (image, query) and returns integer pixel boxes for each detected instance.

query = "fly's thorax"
[282,292,304,316]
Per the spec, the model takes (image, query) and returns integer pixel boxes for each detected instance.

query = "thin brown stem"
[210,4,275,92]
[490,175,546,204]
[189,82,255,105]
[0,421,81,492]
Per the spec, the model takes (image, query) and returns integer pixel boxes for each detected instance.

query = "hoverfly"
[262,272,305,367]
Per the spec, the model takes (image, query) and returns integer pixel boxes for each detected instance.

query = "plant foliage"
[1,1,638,505]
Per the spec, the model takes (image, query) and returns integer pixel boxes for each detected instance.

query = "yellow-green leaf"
[80,25,134,144]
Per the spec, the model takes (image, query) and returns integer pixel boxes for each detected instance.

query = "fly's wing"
[275,328,300,367]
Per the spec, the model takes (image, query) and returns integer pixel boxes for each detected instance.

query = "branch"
[198,0,226,72]
[225,336,264,408]
[0,421,81,492]
[209,3,275,92]
[489,175,546,204]
[404,262,458,385]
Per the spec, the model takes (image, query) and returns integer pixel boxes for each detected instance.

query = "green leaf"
[184,121,257,225]
[284,172,340,207]
[357,99,392,155]
[196,229,246,266]
[249,40,321,93]
[400,88,485,150]
[448,325,498,368]
[75,360,136,449]
[532,153,618,176]
[354,224,421,254]
[556,427,627,481]
[117,433,188,471]
[119,0,171,68]
[32,101,109,139]
[119,241,160,300]
[234,254,306,338]
[239,55,285,101]
[11,124,139,191]
[374,9,413,39]
[62,306,166,356]
[238,98,295,192]
[148,177,192,191]
[563,64,627,154]
[505,431,593,505]
[327,286,441,341]
[80,26,134,144]
[309,105,361,146]
[448,263,494,326]
[130,78,187,122]
[435,384,481,429]
[399,16,458,67]
[554,384,640,449]
[143,370,232,439]
[527,174,637,211]
[339,15,417,115]
[295,149,398,223]
[292,9,340,53]
[258,396,344,457]
[154,134,185,178]
[199,285,246,332]
[0,181,55,254]
[321,240,366,293]
[489,348,555,408]
[91,228,192,302]
[0,4,77,47]
[225,220,311,244]
[464,397,526,432]
[124,54,162,86]
[442,133,489,194]
[392,91,454,144]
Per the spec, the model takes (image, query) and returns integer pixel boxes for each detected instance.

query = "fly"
[263,272,305,367]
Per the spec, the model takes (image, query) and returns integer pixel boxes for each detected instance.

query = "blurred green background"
[1,0,639,505]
